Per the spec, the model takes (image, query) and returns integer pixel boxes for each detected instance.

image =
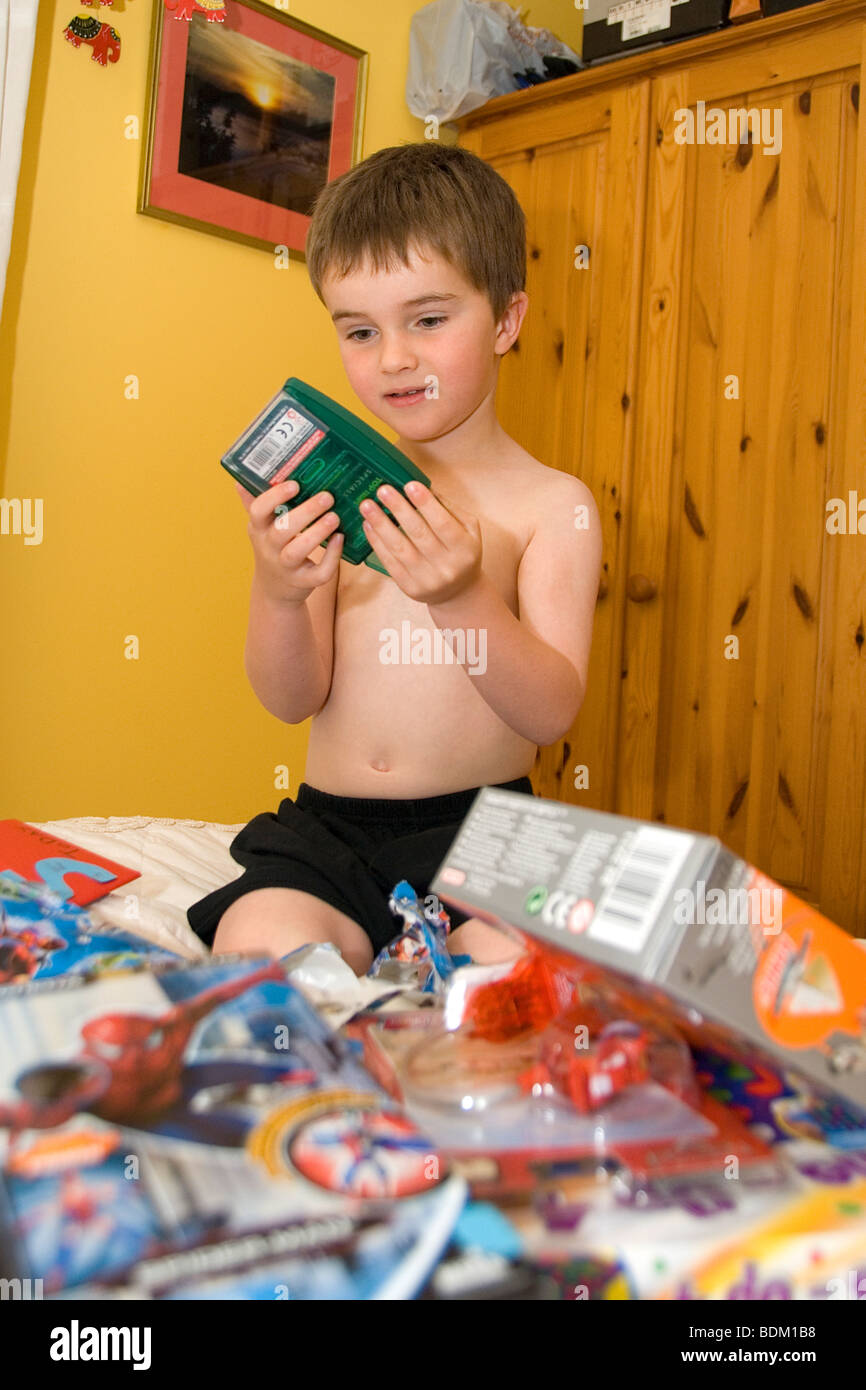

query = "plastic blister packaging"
[401,991,704,1145]
[520,1011,700,1118]
[348,950,775,1196]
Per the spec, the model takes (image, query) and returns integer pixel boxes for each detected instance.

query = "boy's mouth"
[384,386,427,404]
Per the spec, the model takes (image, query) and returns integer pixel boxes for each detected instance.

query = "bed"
[27,815,247,961]
[9,813,866,1304]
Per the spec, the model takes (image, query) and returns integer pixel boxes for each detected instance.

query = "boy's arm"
[427,475,602,747]
[244,561,338,724]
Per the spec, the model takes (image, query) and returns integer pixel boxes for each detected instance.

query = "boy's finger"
[404,481,458,522]
[278,509,340,563]
[362,517,401,571]
[248,478,300,530]
[373,486,439,558]
[314,530,345,582]
[271,491,335,537]
[420,488,479,540]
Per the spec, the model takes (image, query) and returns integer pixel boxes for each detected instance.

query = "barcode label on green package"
[244,406,326,480]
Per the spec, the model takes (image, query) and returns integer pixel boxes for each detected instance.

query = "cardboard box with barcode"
[429,789,866,1113]
[582,0,727,64]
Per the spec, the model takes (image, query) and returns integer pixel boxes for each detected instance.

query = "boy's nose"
[378,333,419,373]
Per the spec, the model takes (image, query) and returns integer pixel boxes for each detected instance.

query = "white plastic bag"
[406,0,581,125]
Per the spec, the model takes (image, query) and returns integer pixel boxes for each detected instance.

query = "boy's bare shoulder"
[489,438,599,537]
[492,436,593,489]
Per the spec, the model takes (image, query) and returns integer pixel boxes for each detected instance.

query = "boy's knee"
[447,916,526,965]
[212,887,374,975]
[212,888,289,956]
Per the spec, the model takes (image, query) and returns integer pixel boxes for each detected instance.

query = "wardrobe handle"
[626,573,657,602]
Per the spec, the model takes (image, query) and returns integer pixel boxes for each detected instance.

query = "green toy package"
[220,378,431,574]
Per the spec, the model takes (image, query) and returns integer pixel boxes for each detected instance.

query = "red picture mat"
[0,821,140,906]
[149,4,361,249]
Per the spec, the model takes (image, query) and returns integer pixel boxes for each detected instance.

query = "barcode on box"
[588,825,695,953]
[246,436,287,476]
[243,408,321,480]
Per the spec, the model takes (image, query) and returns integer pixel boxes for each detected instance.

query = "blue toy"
[368,880,471,995]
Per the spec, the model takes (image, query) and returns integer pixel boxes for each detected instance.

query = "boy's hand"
[237,479,343,605]
[359,481,482,605]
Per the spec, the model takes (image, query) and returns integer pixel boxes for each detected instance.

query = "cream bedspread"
[29,816,246,959]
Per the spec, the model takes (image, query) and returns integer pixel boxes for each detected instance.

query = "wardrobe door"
[623,22,866,932]
[461,85,650,811]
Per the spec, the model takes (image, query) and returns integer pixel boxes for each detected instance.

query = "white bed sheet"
[30,816,247,960]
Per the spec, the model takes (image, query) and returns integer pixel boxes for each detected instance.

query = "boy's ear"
[495,290,529,357]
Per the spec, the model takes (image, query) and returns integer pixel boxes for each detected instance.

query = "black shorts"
[187,776,535,954]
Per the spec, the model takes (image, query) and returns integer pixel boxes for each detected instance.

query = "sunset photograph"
[178,20,336,214]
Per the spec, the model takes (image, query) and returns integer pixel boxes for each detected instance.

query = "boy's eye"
[345,316,446,342]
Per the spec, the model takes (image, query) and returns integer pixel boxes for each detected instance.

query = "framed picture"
[139,0,367,256]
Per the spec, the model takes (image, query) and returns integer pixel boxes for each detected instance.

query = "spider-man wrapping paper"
[0,956,464,1298]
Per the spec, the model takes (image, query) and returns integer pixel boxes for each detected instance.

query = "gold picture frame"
[138,0,368,258]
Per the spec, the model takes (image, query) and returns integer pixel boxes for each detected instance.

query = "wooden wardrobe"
[456,0,866,936]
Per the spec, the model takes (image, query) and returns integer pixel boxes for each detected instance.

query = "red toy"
[519,1015,697,1114]
[520,1021,651,1111]
[461,952,573,1044]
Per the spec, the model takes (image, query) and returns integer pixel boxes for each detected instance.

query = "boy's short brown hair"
[305,142,526,324]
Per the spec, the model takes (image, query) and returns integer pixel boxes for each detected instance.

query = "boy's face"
[320,242,525,445]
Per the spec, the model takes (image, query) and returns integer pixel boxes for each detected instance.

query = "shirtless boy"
[187,143,602,974]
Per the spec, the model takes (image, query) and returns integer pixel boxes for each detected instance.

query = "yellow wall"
[0,0,581,824]
[525,0,583,54]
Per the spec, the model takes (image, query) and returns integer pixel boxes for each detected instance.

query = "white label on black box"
[588,824,695,953]
[607,0,688,35]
